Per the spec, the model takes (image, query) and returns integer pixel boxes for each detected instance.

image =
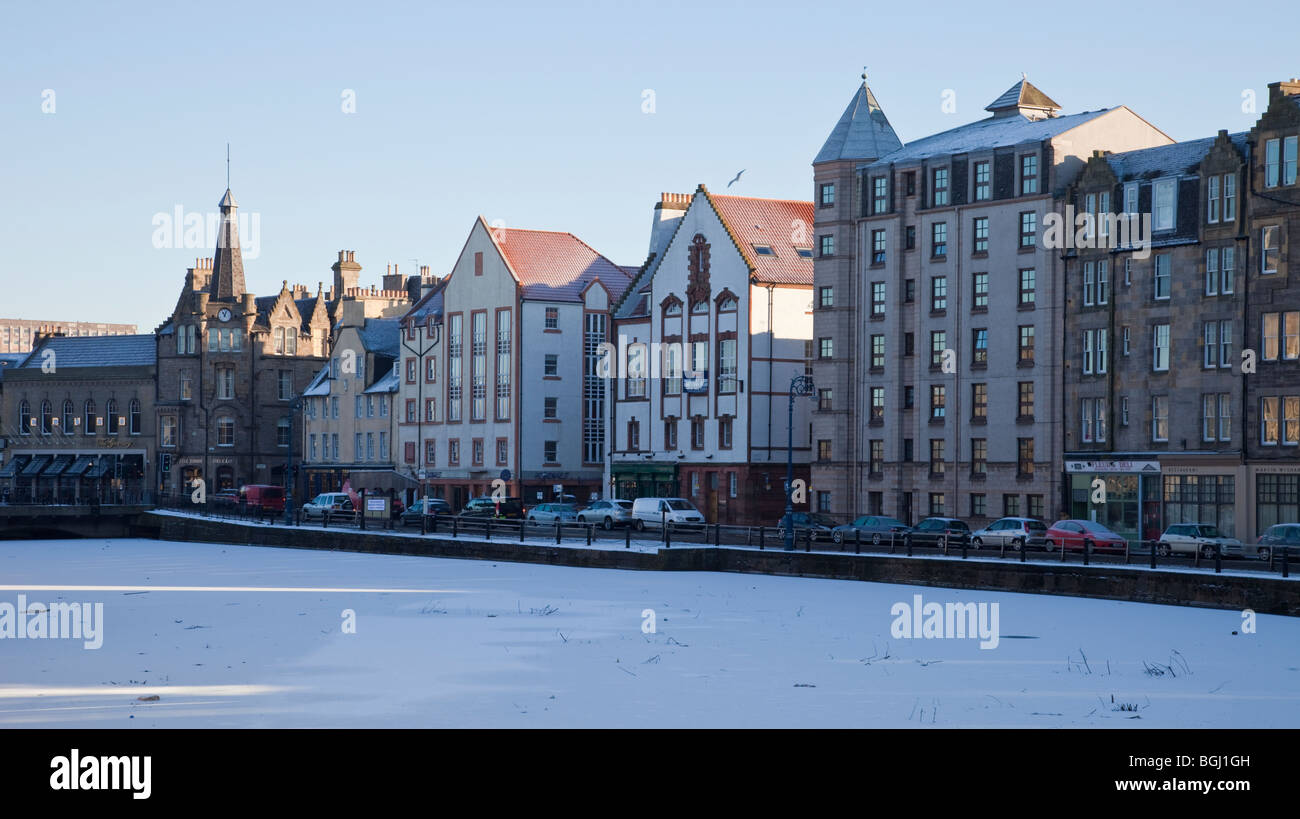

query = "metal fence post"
[1282,547,1290,578]
[555,520,561,545]
[625,526,630,549]
[1083,538,1089,566]
[485,518,492,541]
[961,538,968,560]
[1149,540,1157,569]
[586,524,592,547]
[665,523,672,549]
[804,529,811,552]
[906,536,913,558]
[714,523,721,548]
[1214,543,1222,574]
[451,515,458,538]
[1019,540,1026,562]
[855,530,861,555]
[758,527,765,550]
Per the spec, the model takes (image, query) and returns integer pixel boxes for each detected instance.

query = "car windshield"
[1196,525,1222,538]
[666,500,693,511]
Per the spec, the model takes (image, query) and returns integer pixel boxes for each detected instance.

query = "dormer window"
[795,248,813,259]
[1153,179,1176,232]
[932,167,949,207]
[751,244,775,257]
[1020,154,1039,195]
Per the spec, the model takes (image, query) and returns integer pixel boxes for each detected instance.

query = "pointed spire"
[814,71,902,164]
[210,187,246,301]
[985,76,1061,120]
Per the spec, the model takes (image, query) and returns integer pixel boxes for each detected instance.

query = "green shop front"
[612,462,678,501]
[1065,459,1162,544]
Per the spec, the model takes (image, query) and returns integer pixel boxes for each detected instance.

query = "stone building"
[0,320,136,354]
[817,75,1170,526]
[0,334,156,504]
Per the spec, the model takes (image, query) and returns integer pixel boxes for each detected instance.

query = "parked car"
[1156,523,1244,559]
[400,497,453,526]
[301,492,355,521]
[577,499,634,530]
[1044,519,1127,553]
[830,515,911,545]
[210,489,240,508]
[970,517,1048,551]
[902,517,971,549]
[459,496,525,519]
[1256,523,1300,561]
[777,511,839,541]
[239,484,285,514]
[630,497,705,530]
[528,503,579,523]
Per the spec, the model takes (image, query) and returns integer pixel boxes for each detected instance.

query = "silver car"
[1157,523,1244,558]
[970,517,1048,551]
[301,492,354,521]
[577,499,634,530]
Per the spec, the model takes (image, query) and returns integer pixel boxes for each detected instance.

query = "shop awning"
[65,455,95,477]
[85,455,116,479]
[19,454,51,478]
[0,455,31,479]
[42,454,75,478]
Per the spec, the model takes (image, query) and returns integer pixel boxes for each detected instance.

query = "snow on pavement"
[1,538,1296,728]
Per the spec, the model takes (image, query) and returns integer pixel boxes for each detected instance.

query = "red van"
[239,484,285,513]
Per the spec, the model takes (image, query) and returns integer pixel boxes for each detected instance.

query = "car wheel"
[1257,546,1271,561]
[1045,539,1056,552]
[832,530,843,544]
[1201,544,1217,560]
[872,533,882,546]
[972,537,983,549]
[1157,542,1171,557]
[938,535,947,549]
[635,520,645,532]
[602,517,613,530]
[1012,538,1024,552]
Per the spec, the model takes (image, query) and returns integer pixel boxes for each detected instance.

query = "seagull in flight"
[727,169,745,188]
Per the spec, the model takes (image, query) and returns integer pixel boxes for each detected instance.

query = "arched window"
[18,400,31,434]
[62,400,75,431]
[129,399,142,435]
[84,400,97,434]
[40,400,53,435]
[106,399,119,434]
[664,301,682,317]
[691,300,708,314]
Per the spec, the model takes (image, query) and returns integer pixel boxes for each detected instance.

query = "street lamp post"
[783,374,815,551]
[283,395,303,526]
[402,322,440,510]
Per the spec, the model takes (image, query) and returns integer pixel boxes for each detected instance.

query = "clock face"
[217,308,232,322]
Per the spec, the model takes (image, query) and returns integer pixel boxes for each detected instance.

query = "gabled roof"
[866,107,1113,169]
[490,226,633,303]
[815,75,903,164]
[363,365,399,395]
[357,317,400,358]
[985,77,1060,114]
[703,191,815,285]
[1105,132,1248,181]
[19,334,156,369]
[401,277,447,325]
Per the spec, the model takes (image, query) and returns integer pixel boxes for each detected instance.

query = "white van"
[631,497,705,530]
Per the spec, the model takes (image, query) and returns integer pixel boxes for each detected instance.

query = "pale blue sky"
[0,0,1292,331]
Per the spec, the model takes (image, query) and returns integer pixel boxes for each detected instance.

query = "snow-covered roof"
[814,77,903,164]
[866,108,1112,169]
[1105,132,1248,181]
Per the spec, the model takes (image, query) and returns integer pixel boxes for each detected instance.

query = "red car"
[1044,519,1127,553]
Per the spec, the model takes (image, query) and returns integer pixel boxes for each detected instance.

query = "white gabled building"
[396,218,632,509]
[609,186,815,524]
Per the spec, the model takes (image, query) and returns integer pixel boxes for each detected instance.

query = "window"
[1286,136,1298,186]
[871,282,886,316]
[544,307,559,330]
[217,416,235,446]
[1097,261,1108,305]
[1017,438,1034,476]
[471,312,487,421]
[472,439,484,466]
[719,417,733,449]
[819,286,834,309]
[447,314,463,421]
[1153,179,1175,231]
[161,416,177,447]
[1153,324,1170,371]
[1154,254,1171,299]
[932,167,949,207]
[1204,321,1227,368]
[930,331,946,367]
[903,439,914,462]
[931,222,947,257]
[904,171,916,196]
[929,493,946,517]
[971,438,987,475]
[931,276,947,311]
[872,177,888,213]
[817,492,832,513]
[818,388,833,411]
[819,234,834,257]
[819,182,835,207]
[1018,381,1034,418]
[627,420,640,451]
[129,399,141,435]
[1262,226,1280,274]
[1205,249,1220,295]
[904,332,914,357]
[1121,396,1130,426]
[1018,326,1034,363]
[543,440,559,462]
[276,417,291,447]
[973,272,989,308]
[970,494,986,518]
[817,439,832,461]
[1083,329,1107,375]
[930,439,945,475]
[216,367,234,400]
[405,399,416,422]
[448,439,460,465]
[870,335,885,369]
[425,398,437,422]
[1266,138,1280,188]
[1019,212,1036,248]
[1262,311,1299,360]
[355,433,363,461]
[974,161,990,201]
[1223,174,1237,221]
[543,397,558,419]
[426,357,437,382]
[1219,321,1232,369]
[544,353,558,376]
[869,440,883,474]
[691,417,705,449]
[870,387,885,422]
[1084,261,1096,306]
[973,217,988,253]
[972,383,988,419]
[60,399,74,432]
[930,384,946,420]
[1124,182,1138,216]
[105,399,118,434]
[80,400,94,434]
[1020,154,1038,195]
[355,395,363,419]
[972,328,988,365]
[718,338,737,393]
[904,385,914,409]
[1122,326,1131,356]
[1207,175,1220,223]
[905,226,916,250]
[474,251,483,276]
[180,376,193,401]
[729,472,738,499]
[1019,268,1036,306]
[1203,393,1232,442]
[276,370,292,401]
[664,419,677,449]
[1222,246,1235,293]
[1152,396,1169,442]
[1004,495,1021,517]
[818,338,833,359]
[1081,398,1105,443]
[871,230,887,264]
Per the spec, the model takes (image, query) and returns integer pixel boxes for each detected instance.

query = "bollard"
[555,520,561,545]
[1149,540,1157,569]
[421,512,427,535]
[714,524,721,548]
[323,511,329,529]
[1019,540,1026,562]
[1282,547,1290,578]
[451,515,458,538]
[998,540,1006,559]
[961,538,968,560]
[520,519,526,542]
[665,523,672,549]
[1123,540,1130,565]
[586,524,592,547]
[625,526,630,549]
[1214,543,1222,574]
[758,527,765,550]
[906,536,913,557]
[485,518,492,541]
[805,529,811,552]
[855,530,861,555]
[1083,538,1089,566]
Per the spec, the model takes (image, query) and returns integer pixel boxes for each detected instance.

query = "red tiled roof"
[703,192,815,285]
[491,226,633,302]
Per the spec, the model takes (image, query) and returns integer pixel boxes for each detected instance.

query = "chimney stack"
[1269,78,1300,104]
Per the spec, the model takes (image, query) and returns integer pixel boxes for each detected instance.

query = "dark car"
[778,512,839,541]
[1256,523,1300,561]
[830,515,911,545]
[1044,519,1127,553]
[459,496,525,519]
[902,517,971,549]
[210,489,240,507]
[400,497,453,526]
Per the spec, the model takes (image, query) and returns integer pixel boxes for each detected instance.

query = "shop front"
[1248,463,1300,545]
[1158,461,1246,540]
[611,462,678,502]
[1065,459,1161,544]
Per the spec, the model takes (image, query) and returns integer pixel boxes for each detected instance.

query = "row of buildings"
[1,72,1298,542]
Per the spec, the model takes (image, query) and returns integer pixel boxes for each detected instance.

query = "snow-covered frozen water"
[1,538,1296,728]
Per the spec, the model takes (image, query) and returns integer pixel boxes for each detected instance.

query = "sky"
[1,0,1295,332]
